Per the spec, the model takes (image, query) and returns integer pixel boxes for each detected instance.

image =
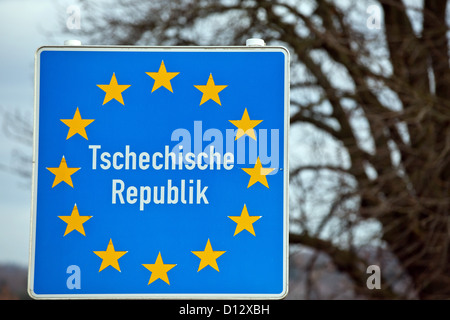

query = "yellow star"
[191,239,226,272]
[229,108,263,140]
[46,156,81,188]
[60,107,95,140]
[146,60,179,93]
[96,73,131,105]
[242,157,274,188]
[194,74,227,105]
[58,204,92,236]
[93,239,127,272]
[142,252,177,285]
[228,204,261,236]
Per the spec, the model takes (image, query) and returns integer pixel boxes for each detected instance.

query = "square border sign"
[28,45,289,299]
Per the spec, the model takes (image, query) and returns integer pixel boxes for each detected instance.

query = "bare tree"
[0,106,33,180]
[42,0,449,299]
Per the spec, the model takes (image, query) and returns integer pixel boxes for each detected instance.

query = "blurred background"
[0,0,448,300]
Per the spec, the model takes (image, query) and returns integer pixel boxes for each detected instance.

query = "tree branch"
[289,232,404,299]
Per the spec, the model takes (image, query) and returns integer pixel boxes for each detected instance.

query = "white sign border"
[28,45,290,300]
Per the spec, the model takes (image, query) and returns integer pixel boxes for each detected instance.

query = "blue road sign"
[28,45,289,299]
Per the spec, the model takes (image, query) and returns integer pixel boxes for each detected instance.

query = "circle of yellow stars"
[46,59,277,287]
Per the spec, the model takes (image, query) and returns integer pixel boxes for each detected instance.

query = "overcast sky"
[0,0,75,266]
